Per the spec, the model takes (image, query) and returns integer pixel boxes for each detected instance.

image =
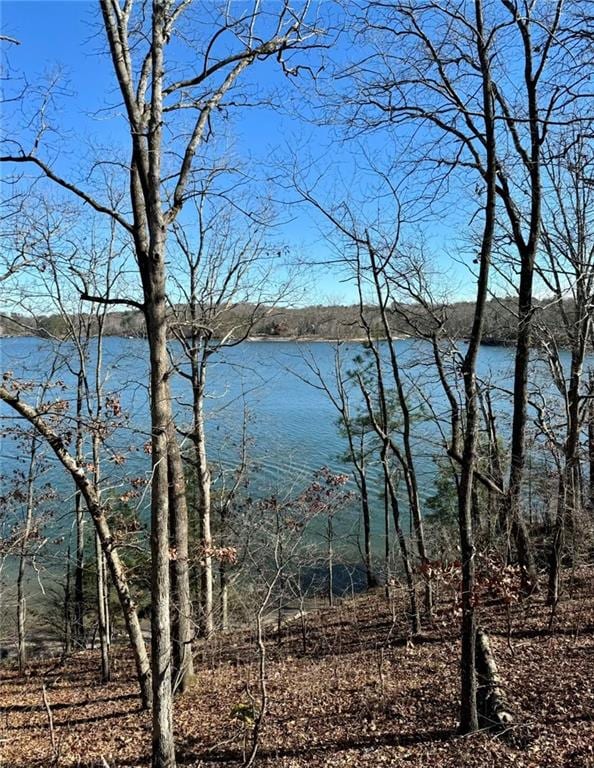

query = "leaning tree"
[1,2,324,765]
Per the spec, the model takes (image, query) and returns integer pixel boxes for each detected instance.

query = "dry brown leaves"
[1,569,593,768]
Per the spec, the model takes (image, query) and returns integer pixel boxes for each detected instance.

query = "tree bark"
[590,372,594,512]
[95,530,111,682]
[370,250,432,616]
[501,2,550,593]
[476,629,514,729]
[145,297,175,766]
[74,370,86,648]
[327,514,334,607]
[0,385,152,708]
[142,4,177,762]
[192,372,214,639]
[457,0,497,733]
[64,545,72,657]
[354,329,420,635]
[17,435,38,672]
[359,472,376,589]
[168,436,194,693]
[384,466,420,635]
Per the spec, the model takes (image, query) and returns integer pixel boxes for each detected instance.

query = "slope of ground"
[1,569,593,768]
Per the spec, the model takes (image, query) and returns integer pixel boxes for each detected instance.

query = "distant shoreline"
[0,333,515,347]
[0,333,516,346]
[0,297,569,348]
[0,333,385,343]
[244,335,375,343]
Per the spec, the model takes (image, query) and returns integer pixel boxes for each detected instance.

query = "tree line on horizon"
[0,296,576,347]
[1,1,593,767]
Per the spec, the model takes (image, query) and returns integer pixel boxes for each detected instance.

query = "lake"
[0,334,525,497]
[0,334,559,630]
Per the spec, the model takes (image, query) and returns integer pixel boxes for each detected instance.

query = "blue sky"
[1,1,475,306]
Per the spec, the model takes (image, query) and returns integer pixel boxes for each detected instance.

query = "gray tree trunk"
[95,531,111,682]
[192,382,214,638]
[74,371,86,648]
[457,0,497,732]
[168,436,194,692]
[0,386,152,708]
[17,435,38,672]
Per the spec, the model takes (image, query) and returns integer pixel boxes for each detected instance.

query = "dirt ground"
[1,569,593,768]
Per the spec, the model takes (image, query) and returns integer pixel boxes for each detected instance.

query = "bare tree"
[294,180,433,629]
[2,3,323,762]
[15,431,40,671]
[299,344,378,589]
[13,421,54,672]
[536,132,594,604]
[338,0,592,589]
[0,380,152,706]
[168,180,290,642]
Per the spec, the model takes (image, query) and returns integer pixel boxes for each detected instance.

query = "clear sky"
[1,0,476,306]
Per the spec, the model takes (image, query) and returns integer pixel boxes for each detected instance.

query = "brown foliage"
[1,568,593,767]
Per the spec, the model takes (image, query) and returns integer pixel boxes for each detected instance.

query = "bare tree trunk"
[192,375,214,639]
[74,371,85,648]
[502,6,546,593]
[383,465,419,636]
[95,531,111,682]
[275,500,284,644]
[354,303,419,634]
[547,474,564,606]
[457,0,497,732]
[0,385,152,708]
[99,511,150,705]
[547,337,588,603]
[327,514,334,608]
[508,395,538,592]
[305,347,377,589]
[482,389,505,555]
[243,572,278,768]
[168,436,194,692]
[359,473,376,588]
[370,252,432,616]
[64,545,72,658]
[383,483,390,583]
[590,372,594,512]
[347,418,376,590]
[219,501,229,632]
[17,434,38,672]
[145,294,176,766]
[139,7,177,762]
[220,561,229,632]
[91,353,110,684]
[476,629,513,729]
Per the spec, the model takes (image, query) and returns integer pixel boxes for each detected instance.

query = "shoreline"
[1,333,399,343]
[0,333,518,347]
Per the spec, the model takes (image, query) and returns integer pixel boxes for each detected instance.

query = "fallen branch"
[42,684,57,756]
[476,628,514,730]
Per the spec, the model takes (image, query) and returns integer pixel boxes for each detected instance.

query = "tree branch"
[0,155,134,234]
[81,292,145,311]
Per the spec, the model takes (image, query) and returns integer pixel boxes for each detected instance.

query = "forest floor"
[1,567,593,768]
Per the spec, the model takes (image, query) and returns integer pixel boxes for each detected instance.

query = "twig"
[42,684,57,756]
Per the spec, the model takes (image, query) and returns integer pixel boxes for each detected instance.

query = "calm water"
[3,336,373,489]
[0,334,560,630]
[0,335,524,502]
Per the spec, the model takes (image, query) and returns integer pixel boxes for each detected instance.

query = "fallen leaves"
[0,569,593,767]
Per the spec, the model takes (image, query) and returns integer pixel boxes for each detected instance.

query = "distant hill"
[0,297,576,347]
